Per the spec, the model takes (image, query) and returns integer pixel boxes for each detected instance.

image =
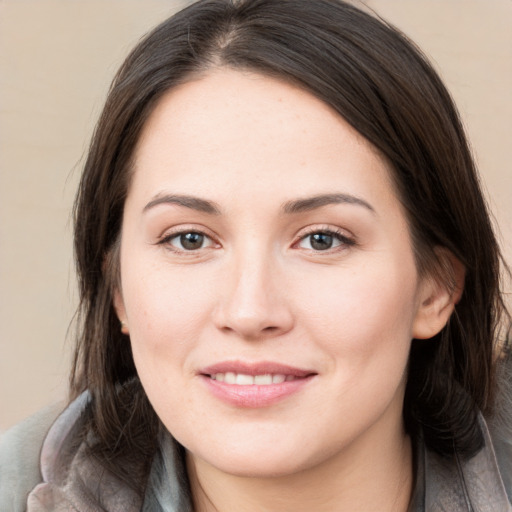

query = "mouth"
[199,361,317,407]
[209,373,299,385]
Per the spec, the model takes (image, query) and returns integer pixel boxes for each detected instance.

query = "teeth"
[235,374,254,385]
[254,374,272,385]
[211,373,292,385]
[224,372,236,384]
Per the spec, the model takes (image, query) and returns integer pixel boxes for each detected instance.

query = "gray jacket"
[1,392,511,511]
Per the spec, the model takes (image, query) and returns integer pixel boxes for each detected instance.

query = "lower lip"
[201,375,315,408]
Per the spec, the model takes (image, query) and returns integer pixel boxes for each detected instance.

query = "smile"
[209,373,297,385]
[200,361,317,407]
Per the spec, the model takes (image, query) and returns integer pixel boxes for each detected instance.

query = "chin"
[206,452,310,479]
[187,433,327,479]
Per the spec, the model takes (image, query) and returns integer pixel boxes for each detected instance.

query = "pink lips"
[199,361,317,408]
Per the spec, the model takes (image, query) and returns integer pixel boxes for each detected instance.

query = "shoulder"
[0,403,64,512]
[492,429,512,503]
[489,353,512,503]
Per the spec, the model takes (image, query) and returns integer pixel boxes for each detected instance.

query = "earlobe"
[120,321,130,335]
[113,288,130,335]
[412,249,465,340]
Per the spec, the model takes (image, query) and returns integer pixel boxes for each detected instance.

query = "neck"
[186,422,413,512]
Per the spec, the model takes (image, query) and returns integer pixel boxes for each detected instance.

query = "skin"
[114,69,459,511]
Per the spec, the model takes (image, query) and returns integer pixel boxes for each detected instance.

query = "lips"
[199,361,317,407]
[210,373,296,385]
[201,361,315,378]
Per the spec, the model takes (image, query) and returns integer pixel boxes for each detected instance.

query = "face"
[115,69,437,478]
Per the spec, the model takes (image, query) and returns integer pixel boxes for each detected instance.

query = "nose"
[212,251,294,341]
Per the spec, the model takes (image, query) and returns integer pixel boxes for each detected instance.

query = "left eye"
[165,232,214,251]
[297,231,352,251]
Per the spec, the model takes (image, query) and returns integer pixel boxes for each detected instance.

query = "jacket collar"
[410,415,511,511]
[28,393,511,511]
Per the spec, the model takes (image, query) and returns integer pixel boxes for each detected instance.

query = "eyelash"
[157,226,356,254]
[157,228,217,253]
[293,227,356,253]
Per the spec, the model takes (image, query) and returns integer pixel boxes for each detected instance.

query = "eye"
[297,230,355,251]
[161,231,215,251]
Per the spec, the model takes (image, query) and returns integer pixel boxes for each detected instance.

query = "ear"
[412,248,465,340]
[113,287,130,335]
[103,241,129,335]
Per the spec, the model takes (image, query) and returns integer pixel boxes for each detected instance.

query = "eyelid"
[292,225,356,251]
[154,223,355,254]
[156,225,221,252]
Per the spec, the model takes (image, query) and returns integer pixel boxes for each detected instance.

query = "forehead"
[130,68,396,208]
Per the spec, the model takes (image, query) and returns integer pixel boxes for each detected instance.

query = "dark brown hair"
[72,0,510,492]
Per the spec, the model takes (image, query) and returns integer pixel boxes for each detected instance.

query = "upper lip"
[200,360,316,378]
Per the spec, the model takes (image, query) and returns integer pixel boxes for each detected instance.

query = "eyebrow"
[282,193,375,215]
[143,194,222,215]
[143,192,375,216]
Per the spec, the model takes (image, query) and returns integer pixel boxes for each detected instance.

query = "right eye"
[161,231,215,252]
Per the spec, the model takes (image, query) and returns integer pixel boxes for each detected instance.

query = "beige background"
[1,0,511,432]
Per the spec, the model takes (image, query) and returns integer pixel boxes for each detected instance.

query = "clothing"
[1,392,511,512]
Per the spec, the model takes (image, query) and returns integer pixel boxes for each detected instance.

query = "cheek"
[121,261,216,370]
[297,258,419,361]
[122,268,216,419]
[292,261,418,434]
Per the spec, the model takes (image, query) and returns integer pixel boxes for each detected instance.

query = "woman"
[1,0,510,510]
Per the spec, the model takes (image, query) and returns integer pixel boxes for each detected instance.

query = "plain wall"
[1,0,511,432]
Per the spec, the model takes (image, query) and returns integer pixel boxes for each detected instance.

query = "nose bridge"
[214,239,293,339]
[233,246,272,310]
